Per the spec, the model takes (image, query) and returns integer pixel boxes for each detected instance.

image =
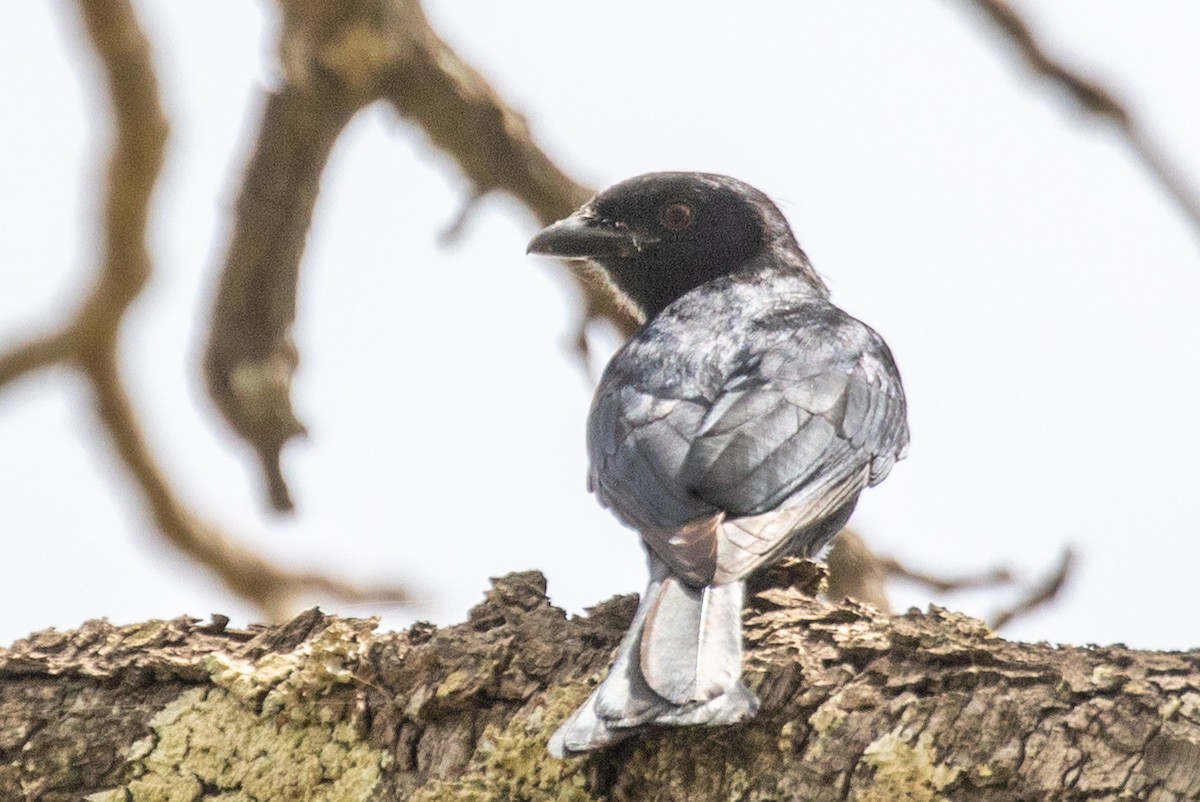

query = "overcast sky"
[1,1,1198,650]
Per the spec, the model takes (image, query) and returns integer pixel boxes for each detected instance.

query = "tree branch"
[0,0,410,622]
[990,545,1075,630]
[961,0,1200,241]
[830,531,1076,630]
[2,566,1198,800]
[0,332,72,388]
[204,0,638,512]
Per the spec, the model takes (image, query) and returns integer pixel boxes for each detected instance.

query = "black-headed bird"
[527,173,908,757]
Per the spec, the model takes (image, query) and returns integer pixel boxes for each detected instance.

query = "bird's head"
[528,172,825,319]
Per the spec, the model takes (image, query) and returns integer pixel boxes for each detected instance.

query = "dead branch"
[375,0,639,340]
[0,0,409,622]
[962,0,1200,241]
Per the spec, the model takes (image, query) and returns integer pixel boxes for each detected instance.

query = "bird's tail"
[549,557,759,757]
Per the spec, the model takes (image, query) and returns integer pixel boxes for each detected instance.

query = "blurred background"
[1,1,1197,649]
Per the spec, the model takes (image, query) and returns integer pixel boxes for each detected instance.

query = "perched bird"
[527,173,908,757]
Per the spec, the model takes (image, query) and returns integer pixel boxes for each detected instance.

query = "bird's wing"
[671,340,907,584]
[683,349,906,515]
[587,383,716,543]
[589,323,907,588]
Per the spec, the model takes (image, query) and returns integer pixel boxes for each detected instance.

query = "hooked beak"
[527,212,651,259]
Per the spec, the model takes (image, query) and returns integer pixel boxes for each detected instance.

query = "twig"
[826,529,1016,613]
[0,0,411,622]
[0,333,72,388]
[962,0,1200,240]
[990,545,1075,630]
[882,557,1014,595]
[437,187,488,247]
[830,527,1075,630]
[378,0,639,342]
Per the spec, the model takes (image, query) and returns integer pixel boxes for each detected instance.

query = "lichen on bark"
[88,687,384,802]
[3,564,1200,801]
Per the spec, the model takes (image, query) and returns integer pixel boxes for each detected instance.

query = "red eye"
[661,202,694,232]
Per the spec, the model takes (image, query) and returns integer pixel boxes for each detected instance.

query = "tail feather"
[549,557,756,757]
[592,567,665,723]
[652,679,759,726]
[641,577,744,703]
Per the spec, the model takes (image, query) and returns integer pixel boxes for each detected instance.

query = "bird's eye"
[661,202,694,232]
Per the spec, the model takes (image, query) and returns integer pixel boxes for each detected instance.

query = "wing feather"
[587,309,908,590]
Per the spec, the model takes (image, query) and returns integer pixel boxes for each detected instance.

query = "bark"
[2,563,1198,802]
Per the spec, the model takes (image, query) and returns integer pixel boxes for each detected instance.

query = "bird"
[526,172,909,757]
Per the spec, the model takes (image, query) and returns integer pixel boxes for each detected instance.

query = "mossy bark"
[2,564,1198,801]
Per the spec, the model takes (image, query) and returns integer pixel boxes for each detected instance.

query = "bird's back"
[588,266,908,584]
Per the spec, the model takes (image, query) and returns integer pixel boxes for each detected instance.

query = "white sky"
[1,1,1198,650]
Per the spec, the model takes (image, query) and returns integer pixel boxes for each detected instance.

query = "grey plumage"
[528,173,908,757]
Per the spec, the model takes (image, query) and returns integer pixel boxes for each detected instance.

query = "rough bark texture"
[2,563,1198,802]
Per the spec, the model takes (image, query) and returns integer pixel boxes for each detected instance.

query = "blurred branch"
[829,530,1075,631]
[881,556,1013,594]
[373,0,640,356]
[205,0,637,512]
[825,529,1015,615]
[825,529,892,612]
[0,0,408,622]
[826,529,1017,616]
[202,74,358,512]
[0,333,72,387]
[437,188,487,247]
[991,545,1075,630]
[962,0,1200,240]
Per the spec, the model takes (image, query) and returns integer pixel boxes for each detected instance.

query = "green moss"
[90,687,383,802]
[804,698,848,760]
[1159,696,1184,721]
[116,621,175,650]
[776,721,798,753]
[205,618,375,723]
[411,684,597,802]
[436,670,475,699]
[859,730,961,802]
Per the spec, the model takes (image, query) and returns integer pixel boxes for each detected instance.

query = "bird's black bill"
[527,213,648,259]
